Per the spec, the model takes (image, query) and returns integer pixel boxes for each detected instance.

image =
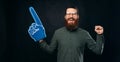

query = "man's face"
[65,8,79,30]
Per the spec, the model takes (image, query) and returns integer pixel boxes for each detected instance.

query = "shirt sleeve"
[86,32,104,55]
[39,31,58,54]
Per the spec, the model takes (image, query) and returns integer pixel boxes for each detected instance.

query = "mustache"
[67,17,75,21]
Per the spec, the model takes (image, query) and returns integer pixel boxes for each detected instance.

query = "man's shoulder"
[52,27,66,35]
[55,27,66,32]
[78,28,89,33]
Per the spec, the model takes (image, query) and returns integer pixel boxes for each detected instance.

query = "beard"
[65,17,78,31]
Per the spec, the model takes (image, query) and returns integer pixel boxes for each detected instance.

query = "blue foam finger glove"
[28,6,47,42]
[28,23,46,41]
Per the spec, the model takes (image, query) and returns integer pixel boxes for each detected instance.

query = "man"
[38,6,104,62]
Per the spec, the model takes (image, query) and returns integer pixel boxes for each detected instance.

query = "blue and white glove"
[28,7,46,42]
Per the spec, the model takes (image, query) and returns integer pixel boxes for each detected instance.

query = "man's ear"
[77,15,79,20]
[78,15,79,18]
[64,15,66,19]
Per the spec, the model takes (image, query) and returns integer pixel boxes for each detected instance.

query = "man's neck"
[65,26,78,32]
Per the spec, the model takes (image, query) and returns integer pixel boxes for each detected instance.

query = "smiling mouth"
[67,20,75,24]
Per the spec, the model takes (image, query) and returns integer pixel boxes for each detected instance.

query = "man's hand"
[94,25,104,35]
[39,40,44,43]
[28,7,46,42]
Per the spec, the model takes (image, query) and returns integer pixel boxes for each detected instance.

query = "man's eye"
[66,13,71,15]
[66,13,77,15]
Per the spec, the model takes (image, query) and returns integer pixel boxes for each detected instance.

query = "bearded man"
[39,6,104,62]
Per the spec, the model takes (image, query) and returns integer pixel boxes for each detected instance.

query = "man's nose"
[69,14,73,17]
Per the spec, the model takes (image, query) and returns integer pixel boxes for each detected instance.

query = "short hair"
[65,5,79,15]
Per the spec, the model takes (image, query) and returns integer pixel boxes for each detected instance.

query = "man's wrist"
[39,40,44,43]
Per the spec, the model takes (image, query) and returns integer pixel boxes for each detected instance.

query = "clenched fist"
[94,25,104,35]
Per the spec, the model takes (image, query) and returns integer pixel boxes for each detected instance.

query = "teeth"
[70,19,73,20]
[68,21,74,24]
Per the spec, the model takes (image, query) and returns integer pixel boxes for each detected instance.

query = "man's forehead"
[66,8,77,12]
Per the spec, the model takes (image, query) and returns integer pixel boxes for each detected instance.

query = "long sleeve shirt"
[39,27,104,62]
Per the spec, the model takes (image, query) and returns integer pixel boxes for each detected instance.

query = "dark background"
[1,0,120,62]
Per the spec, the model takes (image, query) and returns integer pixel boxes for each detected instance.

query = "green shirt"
[40,27,104,62]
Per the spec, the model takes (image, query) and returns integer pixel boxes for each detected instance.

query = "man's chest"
[57,31,86,48]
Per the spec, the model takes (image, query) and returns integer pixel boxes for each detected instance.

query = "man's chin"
[65,20,78,31]
[66,25,77,31]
